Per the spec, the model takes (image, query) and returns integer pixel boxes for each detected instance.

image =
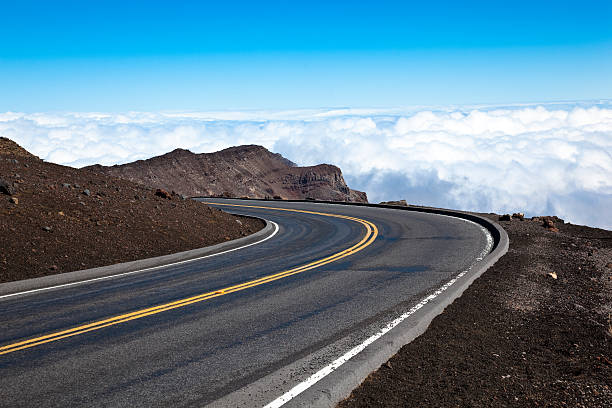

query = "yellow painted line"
[0,203,378,356]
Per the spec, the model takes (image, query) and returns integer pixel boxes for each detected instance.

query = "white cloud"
[1,102,611,229]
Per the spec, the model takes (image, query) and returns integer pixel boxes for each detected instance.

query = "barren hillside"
[0,137,263,282]
[86,145,368,203]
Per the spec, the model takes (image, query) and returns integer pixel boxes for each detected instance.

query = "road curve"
[0,199,494,407]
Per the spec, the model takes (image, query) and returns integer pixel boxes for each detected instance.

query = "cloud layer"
[1,102,611,229]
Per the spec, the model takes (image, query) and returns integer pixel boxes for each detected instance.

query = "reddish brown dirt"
[0,138,264,284]
[340,214,611,407]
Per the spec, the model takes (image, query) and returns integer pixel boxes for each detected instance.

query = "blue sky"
[1,0,611,111]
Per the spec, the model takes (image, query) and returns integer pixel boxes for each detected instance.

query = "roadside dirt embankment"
[0,137,264,283]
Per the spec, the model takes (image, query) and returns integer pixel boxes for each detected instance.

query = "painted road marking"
[263,219,494,408]
[0,221,280,301]
[0,204,378,356]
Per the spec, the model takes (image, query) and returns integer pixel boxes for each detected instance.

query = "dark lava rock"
[0,179,15,195]
[155,188,172,199]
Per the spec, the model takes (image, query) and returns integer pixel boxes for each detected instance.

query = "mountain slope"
[0,138,263,282]
[86,145,368,202]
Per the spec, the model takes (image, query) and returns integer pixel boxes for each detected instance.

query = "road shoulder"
[0,219,276,298]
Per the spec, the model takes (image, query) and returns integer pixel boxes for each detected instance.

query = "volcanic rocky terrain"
[0,137,263,283]
[86,145,367,202]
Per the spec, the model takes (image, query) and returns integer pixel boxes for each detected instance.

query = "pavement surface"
[0,199,490,407]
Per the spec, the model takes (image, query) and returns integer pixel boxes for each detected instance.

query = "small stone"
[512,212,525,220]
[74,184,80,188]
[82,189,91,196]
[79,201,86,206]
[49,265,58,271]
[547,271,558,280]
[24,163,29,168]
[0,179,15,195]
[58,211,64,216]
[42,226,52,232]
[180,195,187,200]
[62,183,71,188]
[236,219,242,225]
[605,262,612,269]
[155,188,172,199]
[9,197,18,204]
[499,214,511,221]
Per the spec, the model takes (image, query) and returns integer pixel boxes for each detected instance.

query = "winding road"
[0,199,497,407]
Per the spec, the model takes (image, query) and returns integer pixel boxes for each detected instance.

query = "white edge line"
[263,220,493,408]
[0,221,279,300]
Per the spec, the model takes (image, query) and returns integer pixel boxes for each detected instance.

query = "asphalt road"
[0,199,490,407]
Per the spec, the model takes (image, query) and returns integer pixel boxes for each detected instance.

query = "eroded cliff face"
[277,164,368,202]
[86,145,368,203]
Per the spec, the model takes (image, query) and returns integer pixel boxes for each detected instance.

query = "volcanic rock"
[380,200,408,207]
[155,188,172,199]
[0,179,15,195]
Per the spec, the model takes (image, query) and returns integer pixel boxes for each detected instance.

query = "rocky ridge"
[85,145,368,203]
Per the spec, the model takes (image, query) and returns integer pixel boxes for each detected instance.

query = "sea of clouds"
[1,101,611,229]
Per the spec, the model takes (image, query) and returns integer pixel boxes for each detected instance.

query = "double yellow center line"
[1,203,378,356]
